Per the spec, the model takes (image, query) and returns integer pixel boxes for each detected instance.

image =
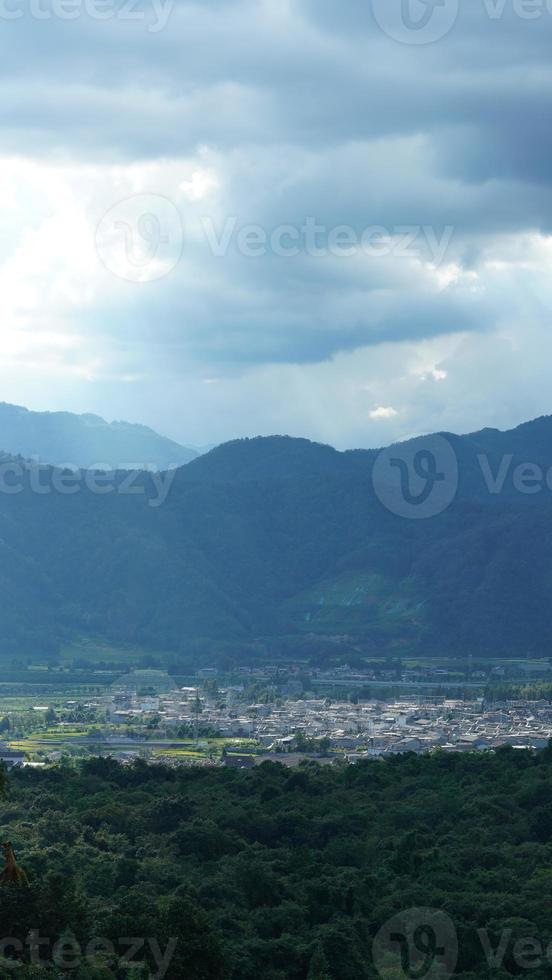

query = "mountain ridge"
[0,401,198,470]
[3,413,552,662]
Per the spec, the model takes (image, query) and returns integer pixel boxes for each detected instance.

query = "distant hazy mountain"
[0,402,198,469]
[4,414,552,661]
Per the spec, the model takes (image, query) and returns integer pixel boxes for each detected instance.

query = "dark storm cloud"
[1,0,550,178]
[2,0,551,393]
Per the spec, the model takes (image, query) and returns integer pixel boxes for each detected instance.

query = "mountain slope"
[0,402,198,469]
[3,418,552,660]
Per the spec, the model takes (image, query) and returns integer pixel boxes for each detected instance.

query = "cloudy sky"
[2,0,552,449]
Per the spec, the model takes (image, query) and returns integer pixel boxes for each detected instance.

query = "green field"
[58,639,154,664]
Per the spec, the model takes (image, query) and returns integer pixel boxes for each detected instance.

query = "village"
[2,661,552,768]
[109,683,552,761]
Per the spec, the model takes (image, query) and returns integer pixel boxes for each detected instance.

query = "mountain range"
[3,413,552,663]
[0,402,198,470]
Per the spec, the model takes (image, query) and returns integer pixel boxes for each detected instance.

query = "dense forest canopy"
[2,748,552,977]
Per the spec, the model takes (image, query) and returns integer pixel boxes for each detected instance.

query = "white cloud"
[179,169,219,201]
[369,406,398,420]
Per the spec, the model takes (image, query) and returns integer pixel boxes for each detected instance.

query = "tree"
[307,946,332,979]
[0,843,29,887]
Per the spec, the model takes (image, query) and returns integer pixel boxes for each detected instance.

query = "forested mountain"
[4,416,552,661]
[0,402,198,470]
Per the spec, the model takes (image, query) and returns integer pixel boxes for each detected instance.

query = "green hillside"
[3,418,552,661]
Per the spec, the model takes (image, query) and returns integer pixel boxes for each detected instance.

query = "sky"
[1,0,552,449]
